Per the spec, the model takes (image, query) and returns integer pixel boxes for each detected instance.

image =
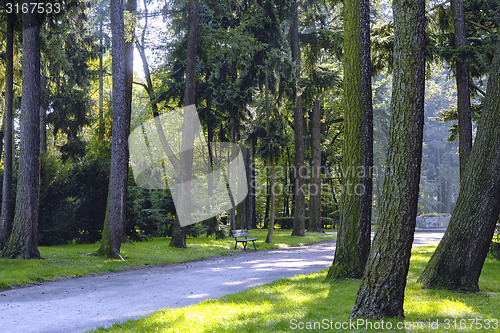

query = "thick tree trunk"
[308,98,323,233]
[96,0,128,259]
[0,11,15,250]
[3,9,42,259]
[418,36,500,292]
[350,0,426,318]
[170,0,198,248]
[291,0,306,237]
[451,0,473,179]
[325,0,372,280]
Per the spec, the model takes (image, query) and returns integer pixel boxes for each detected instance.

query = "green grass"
[0,229,334,290]
[90,245,500,333]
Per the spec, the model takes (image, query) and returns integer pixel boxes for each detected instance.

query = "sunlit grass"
[91,245,500,333]
[0,229,334,290]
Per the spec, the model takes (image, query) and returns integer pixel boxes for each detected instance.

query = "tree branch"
[426,0,450,13]
[466,20,494,35]
[469,82,486,96]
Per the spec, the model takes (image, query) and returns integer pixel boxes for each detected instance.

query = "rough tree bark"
[96,0,128,259]
[291,0,306,237]
[325,0,372,280]
[418,35,500,292]
[308,98,323,233]
[169,0,198,248]
[265,156,276,243]
[451,0,473,179]
[350,0,426,318]
[2,7,42,259]
[0,11,15,250]
[265,70,276,243]
[40,76,47,154]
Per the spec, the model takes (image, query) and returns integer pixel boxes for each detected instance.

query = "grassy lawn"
[0,229,334,290]
[90,245,500,333]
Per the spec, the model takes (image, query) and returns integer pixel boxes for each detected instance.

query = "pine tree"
[418,33,500,292]
[325,0,372,280]
[350,0,426,318]
[3,7,42,259]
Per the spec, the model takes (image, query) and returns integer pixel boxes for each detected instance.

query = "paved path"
[0,231,443,333]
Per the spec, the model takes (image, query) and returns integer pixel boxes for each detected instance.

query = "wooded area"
[0,0,499,321]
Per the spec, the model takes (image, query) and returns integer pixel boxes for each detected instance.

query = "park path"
[0,230,443,333]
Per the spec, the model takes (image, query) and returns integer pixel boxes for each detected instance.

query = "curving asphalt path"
[0,230,443,333]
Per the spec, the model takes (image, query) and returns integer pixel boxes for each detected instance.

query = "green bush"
[321,217,336,228]
[38,154,110,245]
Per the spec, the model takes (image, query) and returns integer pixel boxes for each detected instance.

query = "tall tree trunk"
[308,98,323,233]
[170,0,198,248]
[350,0,426,318]
[244,146,254,230]
[228,115,237,231]
[98,17,105,141]
[238,147,251,229]
[125,0,136,124]
[3,8,42,259]
[264,167,270,228]
[0,11,15,250]
[40,76,47,154]
[451,0,473,179]
[418,35,500,292]
[291,0,306,237]
[325,0,372,280]
[265,156,276,243]
[250,138,257,229]
[96,0,128,259]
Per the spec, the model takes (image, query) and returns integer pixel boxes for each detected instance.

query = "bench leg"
[252,241,256,251]
[243,242,247,251]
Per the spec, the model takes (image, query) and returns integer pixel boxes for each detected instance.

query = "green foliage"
[38,154,110,245]
[320,216,336,228]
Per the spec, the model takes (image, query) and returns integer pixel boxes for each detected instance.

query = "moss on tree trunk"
[418,35,500,292]
[350,0,426,319]
[325,0,372,280]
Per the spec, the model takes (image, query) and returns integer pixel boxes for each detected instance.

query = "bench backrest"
[231,229,249,238]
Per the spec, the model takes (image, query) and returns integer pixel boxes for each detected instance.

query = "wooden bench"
[231,229,258,251]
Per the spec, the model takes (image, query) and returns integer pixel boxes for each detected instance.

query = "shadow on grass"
[91,244,500,333]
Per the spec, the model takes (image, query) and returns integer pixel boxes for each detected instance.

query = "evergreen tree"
[291,0,306,237]
[0,10,15,250]
[350,0,426,318]
[3,6,42,259]
[96,0,128,258]
[418,32,500,291]
[325,0,372,280]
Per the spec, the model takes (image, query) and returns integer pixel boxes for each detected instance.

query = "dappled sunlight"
[223,277,263,286]
[406,292,476,318]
